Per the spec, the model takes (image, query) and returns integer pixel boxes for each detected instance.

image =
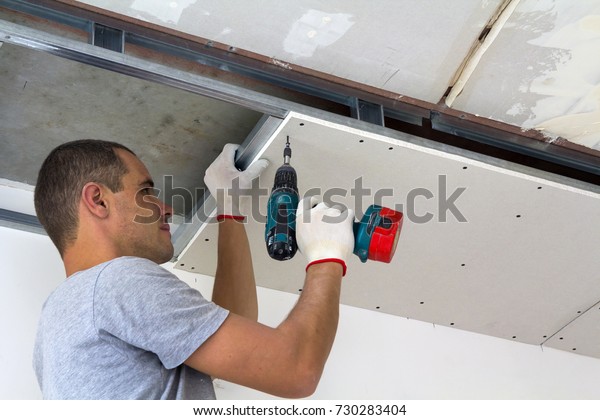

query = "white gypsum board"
[176,113,600,351]
[543,302,600,359]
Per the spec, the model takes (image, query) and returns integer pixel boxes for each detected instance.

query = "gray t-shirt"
[33,256,229,399]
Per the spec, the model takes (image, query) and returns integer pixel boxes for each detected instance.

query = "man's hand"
[204,143,269,219]
[296,196,355,276]
[204,144,267,320]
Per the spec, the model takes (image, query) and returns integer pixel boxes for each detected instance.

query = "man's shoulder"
[95,256,175,285]
[67,256,159,279]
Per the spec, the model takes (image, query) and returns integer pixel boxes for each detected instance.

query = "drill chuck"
[273,164,297,191]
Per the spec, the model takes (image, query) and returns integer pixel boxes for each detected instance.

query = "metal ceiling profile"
[0,22,292,118]
[0,208,44,234]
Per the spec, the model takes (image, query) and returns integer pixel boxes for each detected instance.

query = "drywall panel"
[544,302,600,357]
[177,112,600,357]
[77,0,502,103]
[449,0,600,150]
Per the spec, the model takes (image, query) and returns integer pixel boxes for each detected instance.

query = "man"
[33,139,354,399]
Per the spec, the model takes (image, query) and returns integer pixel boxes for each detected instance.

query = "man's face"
[110,149,174,264]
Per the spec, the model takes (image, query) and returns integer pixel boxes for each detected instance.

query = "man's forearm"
[212,219,258,320]
[277,262,343,387]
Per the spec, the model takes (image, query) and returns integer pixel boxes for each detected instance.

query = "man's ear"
[81,182,110,218]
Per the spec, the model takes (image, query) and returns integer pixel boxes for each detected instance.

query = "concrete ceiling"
[0,41,262,217]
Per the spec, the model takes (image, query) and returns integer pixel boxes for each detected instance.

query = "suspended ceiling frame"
[2,2,599,256]
[0,18,419,252]
[3,15,596,258]
[2,2,600,239]
[2,0,600,181]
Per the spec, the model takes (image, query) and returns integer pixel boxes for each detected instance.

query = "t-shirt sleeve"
[92,257,229,369]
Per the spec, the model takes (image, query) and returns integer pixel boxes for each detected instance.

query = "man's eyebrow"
[139,179,155,188]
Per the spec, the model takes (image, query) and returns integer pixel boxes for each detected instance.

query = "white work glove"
[296,196,355,276]
[204,143,269,220]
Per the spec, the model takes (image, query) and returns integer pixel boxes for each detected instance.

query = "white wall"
[207,286,600,399]
[3,225,600,400]
[0,227,63,399]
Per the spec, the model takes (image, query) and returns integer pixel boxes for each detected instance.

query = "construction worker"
[32,139,354,399]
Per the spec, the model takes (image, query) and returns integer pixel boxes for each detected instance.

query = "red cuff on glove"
[216,214,246,222]
[306,258,347,277]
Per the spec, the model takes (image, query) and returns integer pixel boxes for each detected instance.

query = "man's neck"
[62,241,119,277]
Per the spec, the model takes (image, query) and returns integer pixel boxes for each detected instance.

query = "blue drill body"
[265,138,299,260]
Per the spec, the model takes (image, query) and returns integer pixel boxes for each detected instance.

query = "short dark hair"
[34,139,136,256]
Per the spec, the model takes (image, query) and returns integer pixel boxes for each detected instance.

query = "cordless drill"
[265,137,404,264]
[265,137,299,260]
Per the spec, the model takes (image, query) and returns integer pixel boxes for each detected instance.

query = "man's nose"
[159,199,174,220]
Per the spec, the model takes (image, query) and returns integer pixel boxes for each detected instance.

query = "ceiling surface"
[79,0,503,104]
[177,113,600,359]
[1,0,600,359]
